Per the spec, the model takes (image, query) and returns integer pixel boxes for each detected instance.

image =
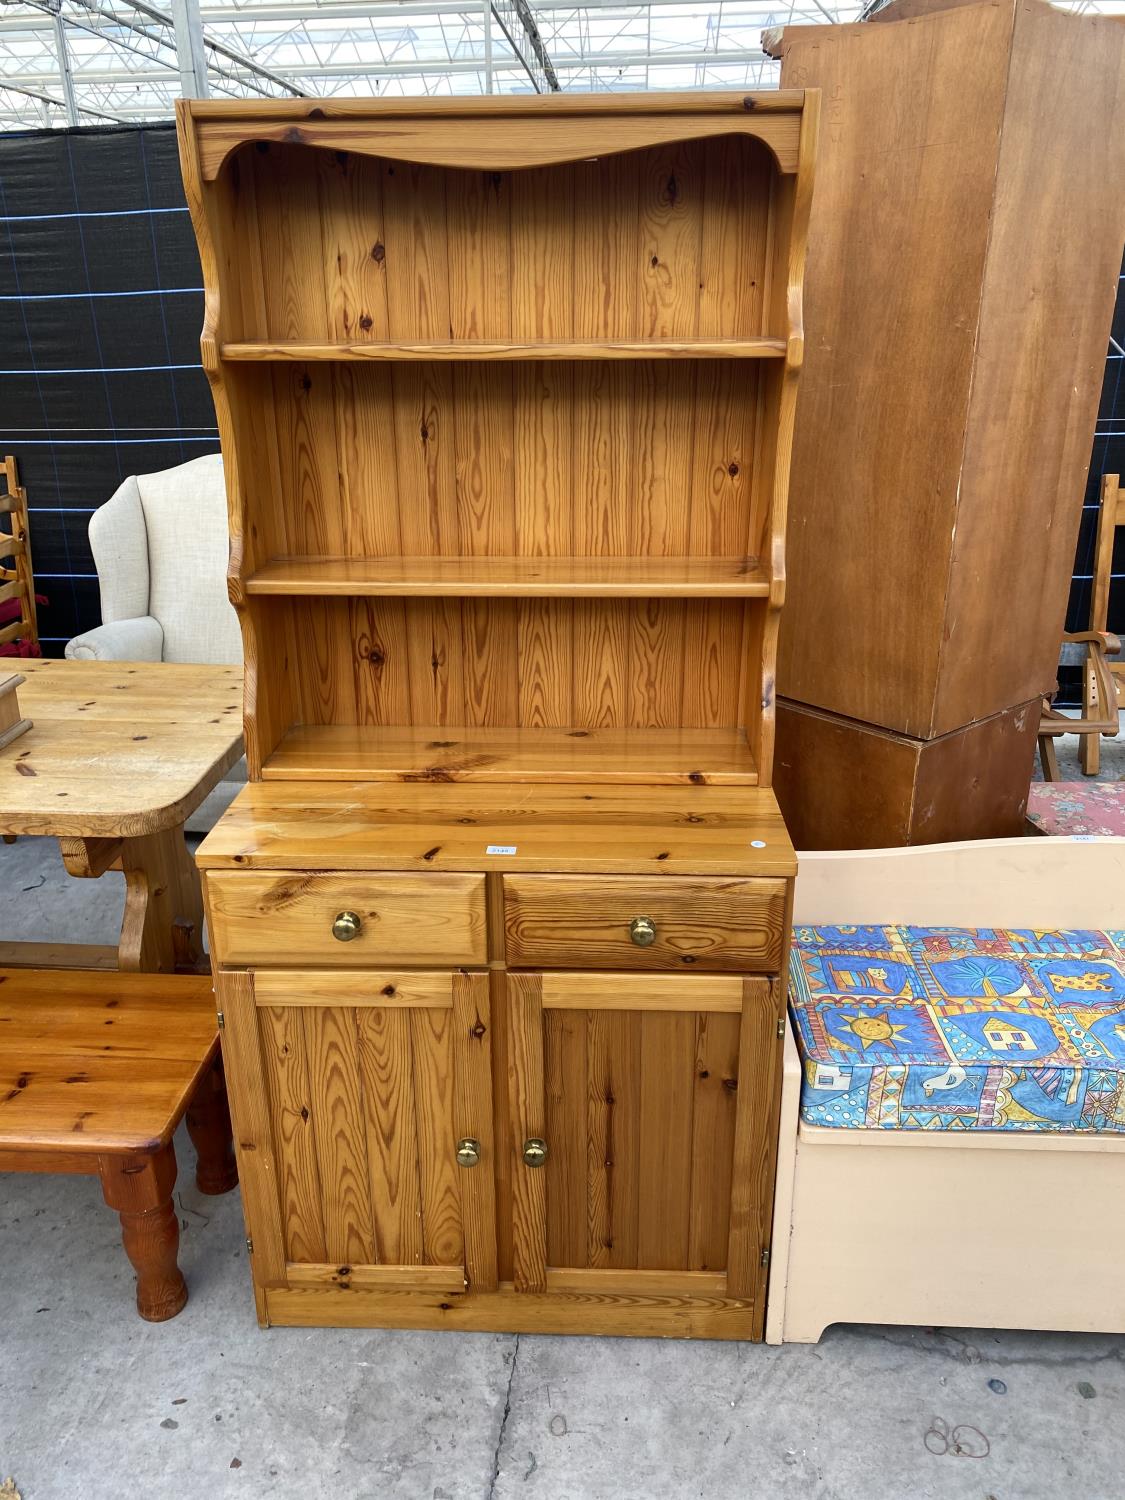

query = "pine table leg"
[186,1057,238,1195]
[118,824,206,973]
[99,1144,188,1322]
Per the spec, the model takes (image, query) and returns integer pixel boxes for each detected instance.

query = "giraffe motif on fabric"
[1047,971,1116,994]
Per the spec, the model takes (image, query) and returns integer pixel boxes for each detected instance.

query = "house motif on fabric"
[982,1016,1037,1053]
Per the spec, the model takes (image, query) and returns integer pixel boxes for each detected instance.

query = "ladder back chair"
[0,454,40,655]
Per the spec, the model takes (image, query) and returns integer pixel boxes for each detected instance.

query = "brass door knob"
[456,1137,481,1168]
[629,915,657,947]
[522,1137,548,1168]
[332,910,362,942]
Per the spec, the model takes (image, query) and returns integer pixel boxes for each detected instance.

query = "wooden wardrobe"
[179,91,817,1339]
[765,0,1125,848]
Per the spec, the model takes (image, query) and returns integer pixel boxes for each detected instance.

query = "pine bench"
[767,837,1125,1342]
[0,969,236,1320]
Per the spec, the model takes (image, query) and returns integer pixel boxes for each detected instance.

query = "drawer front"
[206,871,487,967]
[503,875,787,971]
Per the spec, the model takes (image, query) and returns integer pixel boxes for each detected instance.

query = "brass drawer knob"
[456,1137,481,1168]
[522,1137,548,1168]
[629,915,657,947]
[332,910,362,942]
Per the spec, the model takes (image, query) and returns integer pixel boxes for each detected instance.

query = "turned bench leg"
[186,1056,238,1196]
[99,1143,188,1322]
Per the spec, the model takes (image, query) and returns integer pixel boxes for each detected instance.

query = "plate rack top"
[181,91,813,182]
[177,90,819,792]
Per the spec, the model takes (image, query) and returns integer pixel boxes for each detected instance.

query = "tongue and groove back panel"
[224,139,773,344]
[261,596,754,732]
[218,139,777,580]
[189,124,798,771]
[233,359,766,560]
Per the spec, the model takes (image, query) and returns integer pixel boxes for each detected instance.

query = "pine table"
[0,967,236,1321]
[0,659,243,972]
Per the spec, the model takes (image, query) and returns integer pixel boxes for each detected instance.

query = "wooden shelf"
[263,725,759,786]
[182,106,812,789]
[220,338,788,363]
[245,555,769,599]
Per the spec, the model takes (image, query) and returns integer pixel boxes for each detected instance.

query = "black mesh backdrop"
[0,124,1120,679]
[0,123,217,655]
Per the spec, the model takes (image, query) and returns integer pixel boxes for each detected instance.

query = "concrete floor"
[3,763,1125,1500]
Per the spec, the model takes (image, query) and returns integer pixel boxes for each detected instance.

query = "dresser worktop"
[195,781,797,878]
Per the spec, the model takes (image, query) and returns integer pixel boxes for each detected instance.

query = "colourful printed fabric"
[788,926,1125,1133]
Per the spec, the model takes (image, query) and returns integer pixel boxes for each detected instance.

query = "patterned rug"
[1026,782,1125,836]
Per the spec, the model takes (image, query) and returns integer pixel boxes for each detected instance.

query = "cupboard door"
[218,968,497,1297]
[506,972,782,1316]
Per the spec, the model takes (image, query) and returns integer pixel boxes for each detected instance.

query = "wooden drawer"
[205,871,487,967]
[503,875,788,971]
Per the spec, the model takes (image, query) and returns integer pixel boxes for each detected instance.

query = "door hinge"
[760,1246,771,1269]
[216,1009,225,1030]
[776,1016,786,1039]
[245,1236,253,1255]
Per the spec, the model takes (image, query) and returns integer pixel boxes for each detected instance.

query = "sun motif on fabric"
[839,1009,908,1050]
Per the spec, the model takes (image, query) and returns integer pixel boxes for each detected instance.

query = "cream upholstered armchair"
[65,454,244,830]
[66,454,241,666]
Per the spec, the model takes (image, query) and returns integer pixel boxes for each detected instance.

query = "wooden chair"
[1038,628,1122,780]
[0,454,40,654]
[1080,473,1123,775]
[0,969,237,1321]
